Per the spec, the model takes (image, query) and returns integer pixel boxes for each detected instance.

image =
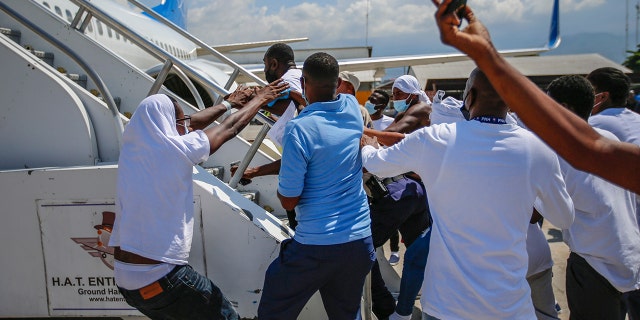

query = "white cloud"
[184,0,617,56]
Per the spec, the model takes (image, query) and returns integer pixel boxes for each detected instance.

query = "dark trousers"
[624,288,640,320]
[389,231,400,252]
[118,264,238,320]
[369,177,430,318]
[566,252,626,320]
[258,237,375,320]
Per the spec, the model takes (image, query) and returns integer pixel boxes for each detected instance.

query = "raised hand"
[225,84,256,109]
[431,0,493,59]
[254,79,290,107]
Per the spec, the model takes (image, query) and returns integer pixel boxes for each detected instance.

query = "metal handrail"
[0,1,124,150]
[67,0,276,188]
[67,0,221,111]
[125,0,268,87]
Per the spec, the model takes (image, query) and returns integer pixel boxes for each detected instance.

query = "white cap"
[339,71,360,91]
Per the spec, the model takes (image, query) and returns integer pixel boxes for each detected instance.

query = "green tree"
[623,44,640,73]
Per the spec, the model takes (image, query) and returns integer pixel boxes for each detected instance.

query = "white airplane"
[35,0,309,107]
[36,0,560,105]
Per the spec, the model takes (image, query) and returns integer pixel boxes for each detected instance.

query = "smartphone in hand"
[444,0,467,19]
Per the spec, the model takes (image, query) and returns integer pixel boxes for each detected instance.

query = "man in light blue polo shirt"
[257,52,375,320]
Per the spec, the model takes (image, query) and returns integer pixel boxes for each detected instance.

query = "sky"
[139,0,637,67]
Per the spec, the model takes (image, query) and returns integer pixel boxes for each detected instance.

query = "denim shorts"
[118,264,238,320]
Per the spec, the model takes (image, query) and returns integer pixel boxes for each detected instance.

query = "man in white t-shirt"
[547,74,640,319]
[233,43,305,228]
[110,82,287,319]
[430,89,561,320]
[587,69,640,317]
[587,67,640,146]
[361,68,574,319]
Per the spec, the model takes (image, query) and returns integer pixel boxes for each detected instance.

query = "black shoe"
[372,296,396,320]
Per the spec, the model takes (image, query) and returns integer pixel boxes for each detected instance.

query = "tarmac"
[383,220,571,319]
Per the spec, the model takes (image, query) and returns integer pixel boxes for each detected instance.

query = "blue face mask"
[393,94,413,113]
[393,99,409,113]
[364,101,377,114]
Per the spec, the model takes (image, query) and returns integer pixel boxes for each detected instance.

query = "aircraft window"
[96,21,103,35]
[115,31,120,40]
[65,9,73,23]
[107,26,112,38]
[87,22,93,33]
[42,2,50,9]
[54,6,62,17]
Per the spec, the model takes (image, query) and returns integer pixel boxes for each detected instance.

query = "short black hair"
[546,75,595,120]
[373,89,390,104]
[264,43,295,64]
[303,52,339,83]
[586,67,631,105]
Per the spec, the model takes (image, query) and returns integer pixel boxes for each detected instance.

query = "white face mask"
[301,77,309,105]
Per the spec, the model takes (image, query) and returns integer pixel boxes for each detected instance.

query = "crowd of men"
[108,0,640,319]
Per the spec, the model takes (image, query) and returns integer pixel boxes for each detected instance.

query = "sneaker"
[388,252,400,266]
[388,312,412,320]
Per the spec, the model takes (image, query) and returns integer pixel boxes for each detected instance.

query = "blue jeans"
[396,227,431,316]
[258,237,376,320]
[118,264,238,320]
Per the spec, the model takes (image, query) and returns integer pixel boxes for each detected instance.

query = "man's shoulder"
[282,68,302,81]
[593,127,620,141]
[281,68,302,91]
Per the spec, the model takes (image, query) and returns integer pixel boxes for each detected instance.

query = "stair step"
[22,44,55,66]
[65,73,87,88]
[204,166,225,181]
[0,27,21,43]
[29,48,54,66]
[240,190,259,205]
[89,89,122,110]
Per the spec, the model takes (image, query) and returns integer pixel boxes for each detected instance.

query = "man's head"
[546,75,595,120]
[301,52,339,104]
[167,95,190,135]
[263,43,296,82]
[337,71,360,95]
[391,75,430,113]
[365,90,390,115]
[586,67,631,112]
[463,68,507,118]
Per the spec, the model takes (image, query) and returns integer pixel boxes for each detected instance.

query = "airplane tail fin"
[143,0,187,30]
[547,0,561,49]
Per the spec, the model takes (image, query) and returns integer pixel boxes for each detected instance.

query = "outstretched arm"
[432,0,640,193]
[384,102,431,134]
[363,128,406,146]
[189,86,256,130]
[204,80,289,155]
